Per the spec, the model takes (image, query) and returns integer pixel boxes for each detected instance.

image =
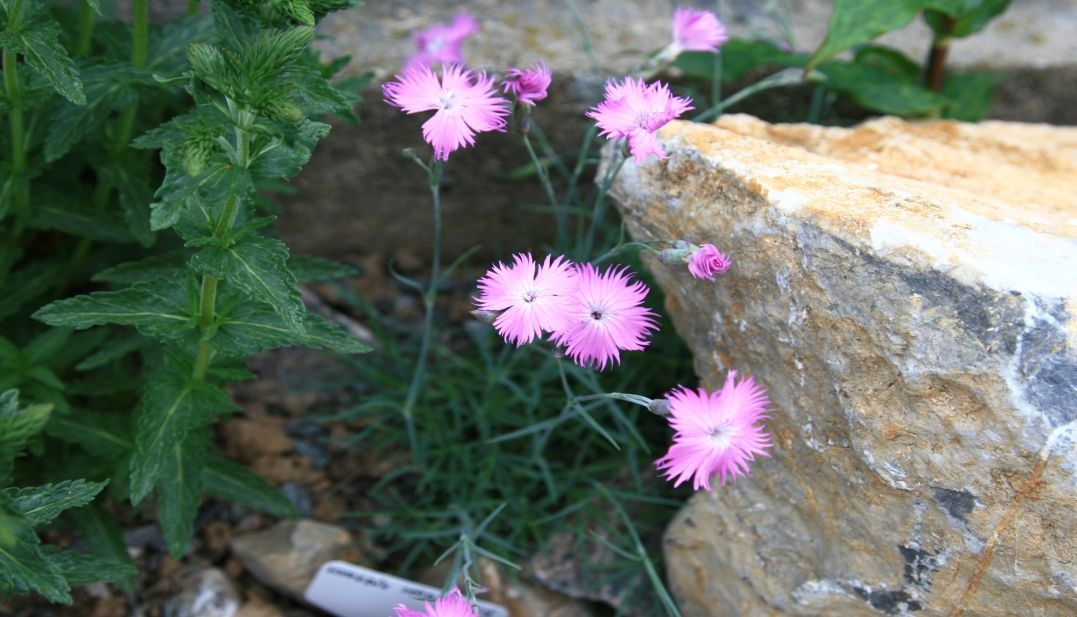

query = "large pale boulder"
[607,116,1077,616]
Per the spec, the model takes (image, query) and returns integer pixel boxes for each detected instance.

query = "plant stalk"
[925,15,956,92]
[521,131,564,249]
[76,0,96,56]
[400,160,445,459]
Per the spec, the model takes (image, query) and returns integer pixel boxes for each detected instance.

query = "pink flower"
[503,62,552,107]
[655,372,772,491]
[688,243,731,280]
[474,253,577,347]
[586,77,693,164]
[552,263,658,370]
[394,588,476,617]
[383,64,510,161]
[408,13,480,68]
[671,8,728,53]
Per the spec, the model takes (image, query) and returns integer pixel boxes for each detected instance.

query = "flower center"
[427,36,445,53]
[590,310,603,321]
[709,422,737,449]
[437,90,458,113]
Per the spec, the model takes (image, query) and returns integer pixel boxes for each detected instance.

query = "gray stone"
[605,115,1077,616]
[230,519,352,600]
[163,568,240,617]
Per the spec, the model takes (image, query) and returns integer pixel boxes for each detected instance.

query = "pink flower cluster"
[503,62,551,107]
[474,253,658,370]
[587,77,693,163]
[656,371,772,490]
[407,13,480,68]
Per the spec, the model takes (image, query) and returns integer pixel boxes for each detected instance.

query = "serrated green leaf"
[0,525,70,603]
[0,390,51,481]
[128,374,237,504]
[24,199,134,243]
[290,255,358,283]
[45,62,152,162]
[216,303,370,356]
[41,545,138,588]
[0,258,66,320]
[158,428,208,557]
[98,154,155,247]
[3,11,85,105]
[75,332,147,370]
[92,252,187,285]
[808,0,926,69]
[190,235,305,333]
[202,454,297,518]
[33,276,198,342]
[249,120,329,179]
[148,14,215,75]
[47,409,132,459]
[69,502,136,592]
[1,480,107,526]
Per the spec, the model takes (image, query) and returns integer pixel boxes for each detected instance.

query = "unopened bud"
[648,399,671,416]
[657,244,695,265]
[470,309,499,325]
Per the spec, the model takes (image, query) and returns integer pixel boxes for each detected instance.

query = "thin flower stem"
[592,240,664,266]
[401,159,445,462]
[521,132,564,248]
[710,50,723,111]
[187,0,200,16]
[573,392,654,408]
[564,0,600,74]
[581,148,629,258]
[693,67,807,123]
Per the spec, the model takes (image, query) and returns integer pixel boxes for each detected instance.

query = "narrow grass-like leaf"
[202,454,298,518]
[69,503,137,592]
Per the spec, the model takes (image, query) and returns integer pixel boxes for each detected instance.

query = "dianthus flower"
[688,243,731,280]
[383,64,510,161]
[586,77,693,163]
[394,588,476,617]
[407,13,480,68]
[503,62,552,107]
[655,372,772,491]
[552,263,658,370]
[671,8,728,53]
[474,253,577,346]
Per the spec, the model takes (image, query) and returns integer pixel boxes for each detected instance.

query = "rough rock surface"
[230,519,352,601]
[606,116,1077,616]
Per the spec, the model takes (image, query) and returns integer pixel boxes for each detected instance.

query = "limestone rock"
[606,116,1077,616]
[163,568,240,617]
[230,520,352,600]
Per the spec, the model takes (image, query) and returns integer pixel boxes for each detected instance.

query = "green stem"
[400,160,445,460]
[112,0,149,155]
[3,50,25,178]
[692,67,808,123]
[924,16,956,93]
[191,275,219,381]
[522,132,564,249]
[187,0,200,17]
[76,1,95,56]
[191,191,240,382]
[65,0,150,287]
[581,149,629,258]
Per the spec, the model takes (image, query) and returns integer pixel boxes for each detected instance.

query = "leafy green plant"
[0,0,369,602]
[675,0,1011,121]
[0,389,136,602]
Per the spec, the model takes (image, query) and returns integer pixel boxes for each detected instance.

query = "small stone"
[162,568,240,617]
[281,482,313,518]
[230,519,352,600]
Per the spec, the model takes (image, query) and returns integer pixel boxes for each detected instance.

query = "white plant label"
[304,560,510,617]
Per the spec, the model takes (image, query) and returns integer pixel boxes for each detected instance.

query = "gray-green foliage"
[1,0,368,602]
